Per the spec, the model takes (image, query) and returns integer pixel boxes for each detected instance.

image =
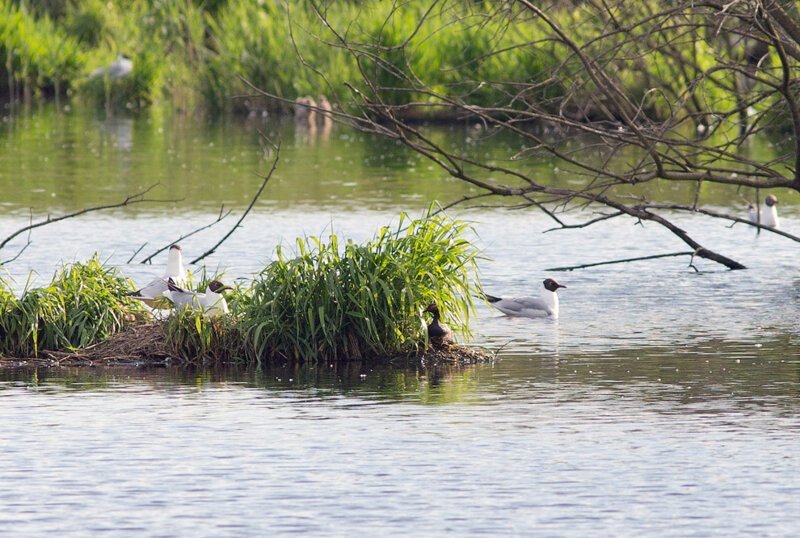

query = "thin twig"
[546,251,694,271]
[0,184,178,252]
[127,242,148,264]
[0,212,34,265]
[139,205,233,264]
[191,140,280,265]
[0,241,32,266]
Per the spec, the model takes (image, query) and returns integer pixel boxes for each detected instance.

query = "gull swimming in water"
[129,245,187,307]
[162,279,232,316]
[484,278,566,319]
[748,194,780,228]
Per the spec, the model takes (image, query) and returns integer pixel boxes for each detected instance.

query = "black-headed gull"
[425,302,453,344]
[129,244,187,307]
[749,194,780,228]
[484,278,566,319]
[162,279,232,316]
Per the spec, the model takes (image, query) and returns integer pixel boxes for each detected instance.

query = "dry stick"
[126,242,148,264]
[0,211,34,266]
[191,142,280,265]
[546,251,695,272]
[0,184,178,252]
[138,205,233,265]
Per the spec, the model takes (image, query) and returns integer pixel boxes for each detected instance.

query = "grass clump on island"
[238,211,480,364]
[0,256,145,358]
[163,211,481,364]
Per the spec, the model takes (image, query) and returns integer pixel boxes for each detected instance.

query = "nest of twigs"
[40,321,174,367]
[421,340,493,365]
[0,322,494,368]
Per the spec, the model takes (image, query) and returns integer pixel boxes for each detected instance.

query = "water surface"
[1,105,799,536]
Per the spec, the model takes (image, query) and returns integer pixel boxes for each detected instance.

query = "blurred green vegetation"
[0,0,786,126]
[0,0,567,115]
[0,0,776,121]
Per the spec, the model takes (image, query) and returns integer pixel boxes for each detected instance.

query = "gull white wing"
[162,286,229,316]
[133,277,170,299]
[129,278,173,309]
[162,289,202,309]
[491,296,553,318]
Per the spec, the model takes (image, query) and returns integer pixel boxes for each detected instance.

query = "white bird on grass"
[748,194,780,229]
[162,279,232,316]
[484,278,567,319]
[129,245,187,308]
[91,54,133,79]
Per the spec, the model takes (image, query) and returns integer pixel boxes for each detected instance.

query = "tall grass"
[240,211,480,363]
[162,272,250,363]
[163,307,243,364]
[75,0,207,111]
[0,212,481,363]
[0,256,143,357]
[4,0,769,122]
[0,1,83,100]
[2,0,564,116]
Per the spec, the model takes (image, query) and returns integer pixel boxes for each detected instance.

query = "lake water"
[1,105,799,536]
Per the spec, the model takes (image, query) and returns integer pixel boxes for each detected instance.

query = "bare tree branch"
[126,242,148,265]
[547,251,695,272]
[190,140,280,265]
[139,205,233,265]
[0,184,178,253]
[272,0,800,270]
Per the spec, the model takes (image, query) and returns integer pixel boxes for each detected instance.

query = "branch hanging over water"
[547,251,695,272]
[0,184,178,254]
[281,1,800,271]
[138,205,233,265]
[191,139,280,265]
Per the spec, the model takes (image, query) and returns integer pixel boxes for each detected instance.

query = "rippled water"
[1,356,799,536]
[1,106,799,536]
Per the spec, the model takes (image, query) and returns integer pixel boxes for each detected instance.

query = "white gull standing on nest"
[129,245,187,308]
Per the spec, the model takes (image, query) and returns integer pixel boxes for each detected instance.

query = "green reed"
[162,271,250,363]
[3,1,562,116]
[0,1,83,100]
[239,210,480,364]
[0,256,143,357]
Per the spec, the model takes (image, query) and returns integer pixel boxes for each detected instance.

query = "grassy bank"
[0,212,482,364]
[3,0,743,120]
[7,0,555,114]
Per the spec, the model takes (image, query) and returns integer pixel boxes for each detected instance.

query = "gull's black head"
[765,194,778,207]
[543,278,566,292]
[169,244,182,252]
[208,280,231,293]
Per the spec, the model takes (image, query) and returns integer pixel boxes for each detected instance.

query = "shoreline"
[0,321,494,369]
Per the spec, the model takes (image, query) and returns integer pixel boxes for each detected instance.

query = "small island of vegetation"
[0,211,491,367]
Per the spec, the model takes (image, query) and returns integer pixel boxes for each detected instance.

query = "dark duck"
[425,303,453,345]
